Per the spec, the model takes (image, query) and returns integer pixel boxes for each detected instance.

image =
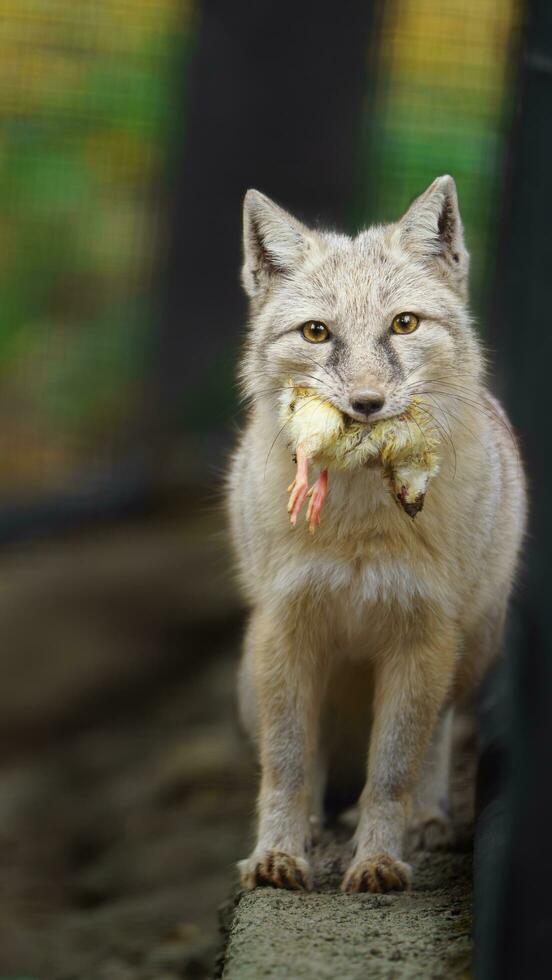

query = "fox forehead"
[274,229,455,329]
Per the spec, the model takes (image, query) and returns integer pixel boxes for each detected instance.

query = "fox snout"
[348,386,386,420]
[346,376,387,422]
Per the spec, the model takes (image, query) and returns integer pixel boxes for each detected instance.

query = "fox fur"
[227,176,526,892]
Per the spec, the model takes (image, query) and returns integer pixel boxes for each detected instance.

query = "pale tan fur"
[227,176,526,892]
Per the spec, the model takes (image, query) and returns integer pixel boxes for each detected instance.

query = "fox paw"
[341,853,412,893]
[408,813,453,852]
[239,850,312,891]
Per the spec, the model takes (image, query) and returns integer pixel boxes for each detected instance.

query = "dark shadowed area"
[0,504,253,978]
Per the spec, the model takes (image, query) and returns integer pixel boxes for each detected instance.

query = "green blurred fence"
[0,0,521,504]
[355,0,521,316]
[0,0,195,499]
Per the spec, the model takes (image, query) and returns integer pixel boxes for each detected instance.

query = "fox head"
[239,177,484,426]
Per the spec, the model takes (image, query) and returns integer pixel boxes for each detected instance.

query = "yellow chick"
[280,384,440,529]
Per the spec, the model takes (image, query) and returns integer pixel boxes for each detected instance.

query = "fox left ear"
[397,175,469,296]
[242,190,316,300]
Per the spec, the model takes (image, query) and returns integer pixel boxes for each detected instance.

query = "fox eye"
[301,321,330,343]
[392,312,419,335]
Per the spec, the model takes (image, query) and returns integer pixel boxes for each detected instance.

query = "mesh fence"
[0,0,195,498]
[353,0,522,317]
[0,0,523,502]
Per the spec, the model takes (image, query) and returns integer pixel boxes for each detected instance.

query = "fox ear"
[242,190,315,299]
[397,175,469,295]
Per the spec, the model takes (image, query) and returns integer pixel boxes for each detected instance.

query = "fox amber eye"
[301,321,330,343]
[392,312,419,335]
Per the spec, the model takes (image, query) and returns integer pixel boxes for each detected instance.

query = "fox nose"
[349,387,385,418]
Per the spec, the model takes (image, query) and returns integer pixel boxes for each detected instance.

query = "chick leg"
[306,469,328,534]
[287,447,310,526]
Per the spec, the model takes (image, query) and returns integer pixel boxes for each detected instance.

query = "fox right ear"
[397,175,469,297]
[242,190,313,299]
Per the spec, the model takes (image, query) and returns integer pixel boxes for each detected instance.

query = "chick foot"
[306,468,328,533]
[287,447,310,526]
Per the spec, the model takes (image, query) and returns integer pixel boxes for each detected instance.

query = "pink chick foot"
[306,468,328,534]
[287,447,310,526]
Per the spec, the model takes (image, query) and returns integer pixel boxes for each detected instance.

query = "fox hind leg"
[408,706,454,851]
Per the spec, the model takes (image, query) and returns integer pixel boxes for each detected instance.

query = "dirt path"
[2,651,256,979]
[0,511,254,979]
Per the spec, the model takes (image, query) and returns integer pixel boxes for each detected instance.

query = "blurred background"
[0,1,549,978]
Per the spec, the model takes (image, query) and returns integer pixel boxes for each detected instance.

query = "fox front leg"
[342,626,457,893]
[239,609,327,891]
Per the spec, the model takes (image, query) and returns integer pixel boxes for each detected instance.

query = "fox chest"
[272,540,447,611]
[275,545,452,662]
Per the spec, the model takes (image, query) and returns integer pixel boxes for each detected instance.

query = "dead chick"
[281,384,440,531]
[284,390,344,532]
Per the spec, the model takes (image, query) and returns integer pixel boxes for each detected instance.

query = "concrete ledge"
[220,715,475,978]
[220,844,472,979]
